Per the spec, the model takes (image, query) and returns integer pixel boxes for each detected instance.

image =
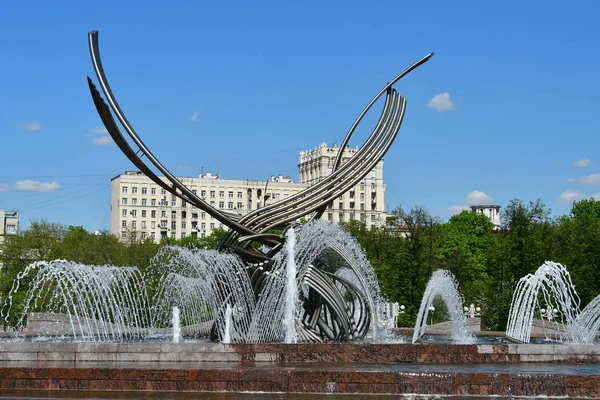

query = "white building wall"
[110,171,307,242]
[110,143,388,243]
[298,143,387,229]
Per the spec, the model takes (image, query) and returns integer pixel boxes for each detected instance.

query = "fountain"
[412,269,474,344]
[506,261,581,343]
[1,221,387,343]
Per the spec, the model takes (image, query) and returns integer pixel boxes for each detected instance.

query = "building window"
[210,201,215,207]
[151,221,156,229]
[132,221,137,229]
[161,188,166,195]
[182,211,187,219]
[142,187,147,195]
[219,191,225,198]
[140,199,146,206]
[122,187,128,194]
[219,201,224,209]
[360,183,365,191]
[192,190,197,195]
[141,221,146,229]
[161,210,166,218]
[181,233,186,238]
[171,211,176,219]
[142,210,146,218]
[192,213,198,219]
[338,202,343,210]
[201,212,206,219]
[131,210,137,217]
[141,232,146,239]
[171,232,176,239]
[132,187,138,194]
[122,198,128,205]
[122,220,127,228]
[181,221,186,229]
[201,222,206,230]
[182,200,186,208]
[210,191,215,198]
[360,193,365,201]
[171,221,176,230]
[201,190,206,197]
[371,214,376,222]
[228,191,233,199]
[228,202,234,209]
[360,203,365,211]
[349,191,355,200]
[237,192,243,199]
[132,198,137,205]
[371,183,375,190]
[210,223,215,230]
[151,199,156,206]
[121,232,127,238]
[328,213,333,221]
[151,188,156,195]
[122,209,128,217]
[201,232,205,238]
[171,200,177,207]
[237,202,243,209]
[151,210,156,218]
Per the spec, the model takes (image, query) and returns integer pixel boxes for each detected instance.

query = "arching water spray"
[412,269,473,344]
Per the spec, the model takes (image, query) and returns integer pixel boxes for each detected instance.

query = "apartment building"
[298,143,386,227]
[110,143,387,242]
[111,172,307,242]
[0,210,19,245]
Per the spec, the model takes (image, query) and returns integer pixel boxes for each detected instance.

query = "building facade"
[111,172,307,242]
[110,143,387,242]
[298,143,386,228]
[470,204,501,229]
[0,210,19,245]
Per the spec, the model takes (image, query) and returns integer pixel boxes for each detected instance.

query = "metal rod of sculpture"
[87,30,432,342]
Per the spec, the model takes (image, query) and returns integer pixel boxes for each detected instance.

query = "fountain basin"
[1,343,600,397]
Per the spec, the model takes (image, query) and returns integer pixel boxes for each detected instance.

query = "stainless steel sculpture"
[87,30,432,342]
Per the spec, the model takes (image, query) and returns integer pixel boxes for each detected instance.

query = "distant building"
[0,210,19,269]
[0,210,19,244]
[470,204,501,229]
[109,143,388,243]
[298,143,386,227]
[110,171,306,242]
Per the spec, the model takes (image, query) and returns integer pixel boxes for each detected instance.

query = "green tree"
[439,210,494,304]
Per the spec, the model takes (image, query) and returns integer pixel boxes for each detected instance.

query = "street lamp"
[428,306,435,325]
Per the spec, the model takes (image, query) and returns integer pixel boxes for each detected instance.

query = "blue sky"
[2,1,600,231]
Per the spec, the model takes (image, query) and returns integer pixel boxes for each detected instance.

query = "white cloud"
[92,127,109,134]
[92,136,113,146]
[190,110,201,122]
[448,204,470,215]
[0,184,9,192]
[427,93,455,112]
[568,174,600,185]
[573,158,592,168]
[14,180,60,193]
[558,189,585,204]
[464,190,494,205]
[16,122,42,131]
